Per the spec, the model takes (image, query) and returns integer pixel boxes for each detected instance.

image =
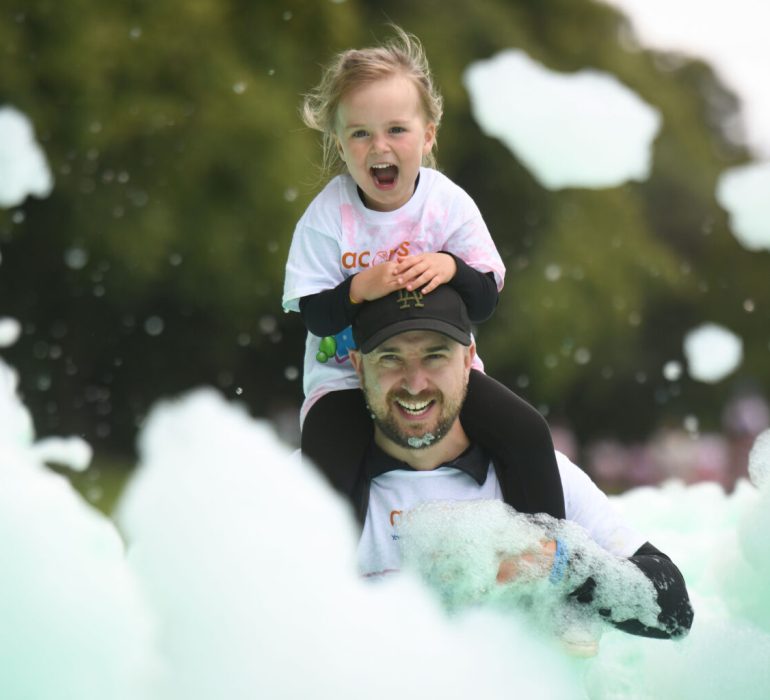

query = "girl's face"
[335,73,436,212]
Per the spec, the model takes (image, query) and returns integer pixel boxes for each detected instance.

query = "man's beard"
[364,385,467,451]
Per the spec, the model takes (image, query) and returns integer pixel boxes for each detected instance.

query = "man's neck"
[373,421,471,471]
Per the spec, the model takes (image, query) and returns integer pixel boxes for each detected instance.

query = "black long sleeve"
[445,253,499,322]
[299,253,499,337]
[299,276,359,337]
[569,542,693,639]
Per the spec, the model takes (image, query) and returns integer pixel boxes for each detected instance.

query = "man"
[339,285,692,639]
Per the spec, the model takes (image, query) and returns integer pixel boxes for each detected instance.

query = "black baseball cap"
[352,285,472,354]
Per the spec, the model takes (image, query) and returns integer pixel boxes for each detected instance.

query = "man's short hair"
[352,286,472,354]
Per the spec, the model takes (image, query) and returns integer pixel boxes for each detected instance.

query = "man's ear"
[349,349,363,378]
[464,342,476,378]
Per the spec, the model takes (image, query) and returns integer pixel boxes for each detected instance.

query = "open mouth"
[395,397,434,418]
[370,163,398,188]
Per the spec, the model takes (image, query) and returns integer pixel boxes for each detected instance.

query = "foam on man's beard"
[407,432,437,448]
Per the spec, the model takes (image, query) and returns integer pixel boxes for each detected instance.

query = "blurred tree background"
[1,0,768,477]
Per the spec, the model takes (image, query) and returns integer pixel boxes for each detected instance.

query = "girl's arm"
[301,253,499,336]
[299,276,359,337]
[300,250,499,336]
[445,253,499,323]
[300,262,405,336]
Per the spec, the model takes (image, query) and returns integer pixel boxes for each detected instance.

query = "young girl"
[283,27,564,518]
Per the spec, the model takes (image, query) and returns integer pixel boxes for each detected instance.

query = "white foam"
[399,500,660,641]
[747,429,770,490]
[0,317,21,347]
[0,106,53,208]
[0,362,158,700]
[463,49,661,189]
[606,473,770,699]
[0,360,34,447]
[5,365,770,697]
[115,388,579,699]
[683,323,743,383]
[32,435,93,472]
[716,161,770,252]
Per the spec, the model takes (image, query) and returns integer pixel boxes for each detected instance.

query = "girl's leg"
[461,370,565,518]
[301,389,373,499]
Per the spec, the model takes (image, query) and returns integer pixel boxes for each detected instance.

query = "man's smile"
[393,395,436,419]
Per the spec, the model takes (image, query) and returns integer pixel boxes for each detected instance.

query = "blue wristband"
[549,539,569,584]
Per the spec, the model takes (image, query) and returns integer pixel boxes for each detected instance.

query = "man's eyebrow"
[370,343,399,354]
[371,339,453,354]
[374,343,450,354]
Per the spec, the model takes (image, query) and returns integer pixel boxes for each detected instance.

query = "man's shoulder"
[554,450,577,470]
[553,450,593,488]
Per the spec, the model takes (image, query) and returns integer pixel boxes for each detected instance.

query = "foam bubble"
[716,161,770,252]
[747,428,770,490]
[0,360,34,447]
[31,436,93,472]
[463,50,661,189]
[586,614,770,700]
[734,432,770,602]
[115,388,579,699]
[0,317,21,347]
[0,106,53,208]
[5,357,770,697]
[0,363,158,699]
[399,500,661,649]
[683,323,743,383]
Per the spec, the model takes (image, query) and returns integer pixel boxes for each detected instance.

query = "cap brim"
[360,319,471,354]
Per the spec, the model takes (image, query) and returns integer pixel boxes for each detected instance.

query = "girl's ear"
[422,122,436,156]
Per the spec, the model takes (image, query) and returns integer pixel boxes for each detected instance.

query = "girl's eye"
[390,126,406,134]
[351,130,368,138]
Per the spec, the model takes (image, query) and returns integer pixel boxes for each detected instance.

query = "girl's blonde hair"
[302,26,443,180]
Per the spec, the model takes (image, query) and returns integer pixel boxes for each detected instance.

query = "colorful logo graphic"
[315,326,356,364]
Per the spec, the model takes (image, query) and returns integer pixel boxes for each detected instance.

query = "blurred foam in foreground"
[0,356,577,700]
[2,351,770,699]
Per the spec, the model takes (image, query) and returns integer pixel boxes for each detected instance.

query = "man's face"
[350,330,474,450]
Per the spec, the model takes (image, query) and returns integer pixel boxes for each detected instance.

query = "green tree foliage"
[1,0,767,457]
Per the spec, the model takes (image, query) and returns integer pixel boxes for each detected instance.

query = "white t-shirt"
[357,450,646,578]
[282,168,506,423]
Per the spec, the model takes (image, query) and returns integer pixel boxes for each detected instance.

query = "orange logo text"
[341,241,410,270]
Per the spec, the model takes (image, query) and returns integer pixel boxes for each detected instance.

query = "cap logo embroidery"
[396,290,425,309]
